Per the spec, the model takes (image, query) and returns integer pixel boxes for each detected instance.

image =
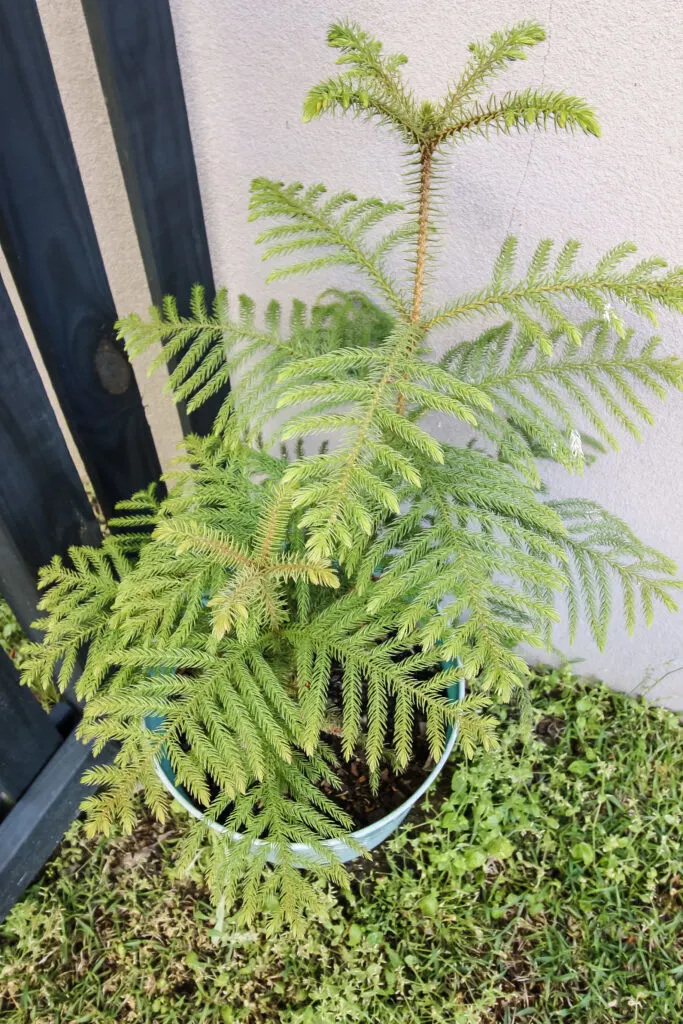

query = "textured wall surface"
[24,1,683,703]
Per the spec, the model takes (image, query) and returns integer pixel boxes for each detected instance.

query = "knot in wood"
[94,338,132,395]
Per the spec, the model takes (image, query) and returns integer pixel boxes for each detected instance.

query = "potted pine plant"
[22,20,683,930]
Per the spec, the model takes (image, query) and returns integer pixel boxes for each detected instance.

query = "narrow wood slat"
[0,270,101,636]
[0,650,61,810]
[82,0,229,436]
[0,731,113,921]
[0,0,161,518]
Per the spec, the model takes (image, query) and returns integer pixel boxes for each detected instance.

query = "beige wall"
[13,1,683,703]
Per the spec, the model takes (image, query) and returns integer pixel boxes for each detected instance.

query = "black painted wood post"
[0,1,168,919]
[0,651,62,814]
[0,265,111,913]
[0,0,161,519]
[0,270,101,637]
[0,731,114,921]
[82,0,229,436]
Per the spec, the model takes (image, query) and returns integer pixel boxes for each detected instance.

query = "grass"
[1,664,682,1023]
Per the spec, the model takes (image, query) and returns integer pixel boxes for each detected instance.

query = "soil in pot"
[316,730,435,828]
[317,657,441,828]
[175,658,448,831]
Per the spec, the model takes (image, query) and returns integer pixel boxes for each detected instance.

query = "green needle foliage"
[21,19,683,929]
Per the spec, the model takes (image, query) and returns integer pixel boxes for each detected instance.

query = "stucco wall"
[26,0,683,704]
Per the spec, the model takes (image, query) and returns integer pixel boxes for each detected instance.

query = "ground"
[1,664,682,1023]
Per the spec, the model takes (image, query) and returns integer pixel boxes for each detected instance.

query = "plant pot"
[145,670,464,865]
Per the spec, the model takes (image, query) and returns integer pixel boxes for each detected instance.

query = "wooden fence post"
[0,0,161,519]
[0,269,101,637]
[0,1,170,918]
[0,265,118,916]
[0,650,62,813]
[82,0,229,436]
[0,731,113,921]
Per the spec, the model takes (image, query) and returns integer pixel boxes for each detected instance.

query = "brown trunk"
[396,144,433,416]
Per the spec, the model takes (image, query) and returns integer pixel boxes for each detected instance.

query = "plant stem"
[397,143,433,415]
[411,145,434,325]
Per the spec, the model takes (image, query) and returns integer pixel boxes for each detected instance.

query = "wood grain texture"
[0,650,61,812]
[0,270,101,635]
[0,731,113,921]
[0,0,161,518]
[82,0,229,436]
